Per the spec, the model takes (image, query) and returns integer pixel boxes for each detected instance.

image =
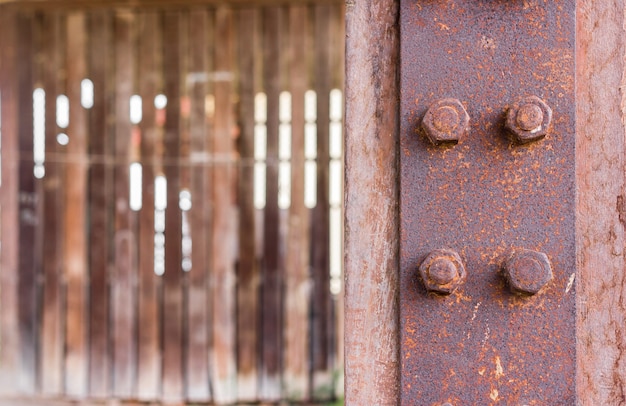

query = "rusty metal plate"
[400,1,575,404]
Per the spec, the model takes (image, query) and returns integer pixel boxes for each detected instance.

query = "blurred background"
[0,1,345,404]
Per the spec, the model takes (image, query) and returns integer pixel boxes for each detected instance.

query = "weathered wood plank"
[329,5,344,398]
[185,8,211,402]
[16,12,38,395]
[161,10,184,402]
[64,11,89,398]
[0,7,21,396]
[236,7,259,402]
[344,0,400,403]
[40,11,65,397]
[283,4,310,401]
[211,6,237,403]
[260,6,282,401]
[136,10,160,401]
[576,0,626,403]
[0,0,342,10]
[87,10,113,398]
[311,4,332,397]
[111,9,137,398]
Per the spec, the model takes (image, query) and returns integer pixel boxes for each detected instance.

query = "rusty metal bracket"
[400,1,575,404]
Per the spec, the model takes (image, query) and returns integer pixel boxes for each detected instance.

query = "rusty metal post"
[344,0,400,404]
[399,1,576,404]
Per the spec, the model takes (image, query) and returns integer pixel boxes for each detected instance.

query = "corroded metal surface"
[400,1,575,404]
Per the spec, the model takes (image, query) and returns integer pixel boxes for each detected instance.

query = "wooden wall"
[0,3,344,404]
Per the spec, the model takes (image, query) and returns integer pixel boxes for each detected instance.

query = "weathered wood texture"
[63,12,88,398]
[236,7,259,401]
[260,6,282,401]
[0,0,342,9]
[16,13,38,394]
[576,0,626,403]
[112,10,137,398]
[0,4,344,404]
[87,10,112,399]
[136,10,160,401]
[41,11,65,397]
[344,0,400,405]
[162,10,184,403]
[0,8,21,396]
[211,7,237,403]
[284,4,310,400]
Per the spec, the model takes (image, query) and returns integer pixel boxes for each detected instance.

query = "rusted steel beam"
[399,1,576,404]
[576,0,626,403]
[344,0,400,405]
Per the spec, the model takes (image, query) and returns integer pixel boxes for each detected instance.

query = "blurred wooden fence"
[0,2,344,404]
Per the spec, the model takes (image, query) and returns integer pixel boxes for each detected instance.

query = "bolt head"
[503,249,553,295]
[421,99,469,145]
[419,249,466,294]
[505,96,553,144]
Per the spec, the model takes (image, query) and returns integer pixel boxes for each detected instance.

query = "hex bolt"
[418,249,467,294]
[421,98,470,145]
[503,249,553,295]
[505,95,553,144]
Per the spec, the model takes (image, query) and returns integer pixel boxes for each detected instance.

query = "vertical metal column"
[399,1,576,404]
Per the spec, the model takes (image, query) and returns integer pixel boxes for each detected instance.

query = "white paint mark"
[482,326,490,349]
[470,302,481,322]
[495,356,504,378]
[490,388,499,401]
[565,273,575,294]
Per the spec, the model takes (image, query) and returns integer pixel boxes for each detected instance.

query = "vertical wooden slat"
[576,0,626,403]
[211,6,237,403]
[236,7,259,402]
[344,0,400,402]
[0,7,21,396]
[311,4,332,397]
[15,12,38,395]
[162,10,184,402]
[87,11,113,398]
[112,10,137,398]
[329,4,345,399]
[186,8,211,402]
[260,6,283,401]
[41,12,65,397]
[136,11,161,401]
[177,11,191,400]
[64,11,88,398]
[283,4,310,401]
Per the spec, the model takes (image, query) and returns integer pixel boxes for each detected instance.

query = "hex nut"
[505,96,553,144]
[418,249,467,294]
[503,249,553,295]
[421,99,470,145]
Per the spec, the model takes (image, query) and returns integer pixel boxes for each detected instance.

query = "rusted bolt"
[421,98,469,145]
[503,249,553,295]
[505,95,553,144]
[418,249,466,294]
